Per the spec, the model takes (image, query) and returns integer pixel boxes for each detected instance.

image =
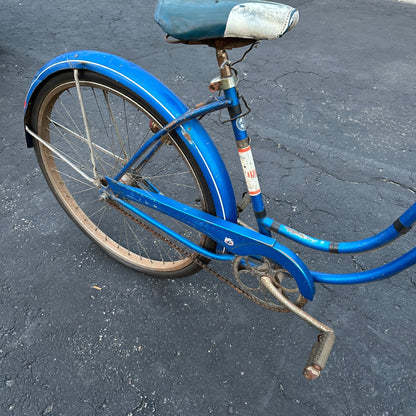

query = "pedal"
[303,332,336,380]
[237,192,250,214]
[260,275,335,379]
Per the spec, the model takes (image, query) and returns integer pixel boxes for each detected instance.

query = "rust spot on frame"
[183,131,192,143]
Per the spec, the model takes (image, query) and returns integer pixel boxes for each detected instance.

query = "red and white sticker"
[238,145,261,196]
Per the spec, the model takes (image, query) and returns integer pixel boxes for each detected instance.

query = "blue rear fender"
[23,50,237,223]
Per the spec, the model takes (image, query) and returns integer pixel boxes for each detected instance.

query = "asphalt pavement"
[1,0,416,414]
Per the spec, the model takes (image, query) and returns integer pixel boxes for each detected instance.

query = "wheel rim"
[35,75,213,274]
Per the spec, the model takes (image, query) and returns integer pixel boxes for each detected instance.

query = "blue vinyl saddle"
[154,0,299,44]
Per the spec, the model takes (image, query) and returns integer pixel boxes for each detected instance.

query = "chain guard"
[108,198,306,312]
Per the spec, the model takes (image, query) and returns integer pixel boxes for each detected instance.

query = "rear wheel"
[30,70,216,277]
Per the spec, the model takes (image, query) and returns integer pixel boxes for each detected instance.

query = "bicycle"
[22,0,416,379]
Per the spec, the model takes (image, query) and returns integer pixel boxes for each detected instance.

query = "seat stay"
[24,50,238,224]
[114,96,232,181]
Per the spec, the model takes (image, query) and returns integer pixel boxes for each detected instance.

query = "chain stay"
[108,199,306,312]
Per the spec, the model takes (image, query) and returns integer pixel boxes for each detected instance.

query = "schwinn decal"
[236,117,246,132]
[224,237,235,246]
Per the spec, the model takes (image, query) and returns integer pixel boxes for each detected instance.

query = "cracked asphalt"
[1,0,416,414]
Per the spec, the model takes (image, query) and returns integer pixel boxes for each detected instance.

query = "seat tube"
[216,49,270,236]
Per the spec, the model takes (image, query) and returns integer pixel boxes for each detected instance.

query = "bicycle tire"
[30,69,217,278]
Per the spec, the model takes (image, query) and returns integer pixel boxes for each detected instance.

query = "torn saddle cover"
[154,0,299,46]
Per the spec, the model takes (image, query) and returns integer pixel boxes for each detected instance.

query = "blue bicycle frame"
[103,85,416,293]
[24,50,416,302]
[24,45,416,380]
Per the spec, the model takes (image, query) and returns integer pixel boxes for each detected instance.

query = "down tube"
[312,247,416,284]
[261,202,416,254]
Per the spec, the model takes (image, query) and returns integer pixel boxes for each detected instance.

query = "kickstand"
[261,276,335,380]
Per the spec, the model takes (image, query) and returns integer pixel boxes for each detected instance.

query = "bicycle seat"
[154,0,299,46]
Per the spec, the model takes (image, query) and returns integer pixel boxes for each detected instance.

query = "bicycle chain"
[108,199,305,312]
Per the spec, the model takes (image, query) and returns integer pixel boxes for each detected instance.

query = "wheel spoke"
[32,71,215,277]
[26,126,94,183]
[49,118,124,162]
[73,69,99,182]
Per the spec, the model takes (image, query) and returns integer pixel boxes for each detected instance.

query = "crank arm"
[260,276,335,379]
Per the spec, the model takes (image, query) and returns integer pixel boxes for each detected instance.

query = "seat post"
[215,49,232,78]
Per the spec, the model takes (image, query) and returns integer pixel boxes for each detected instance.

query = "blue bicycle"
[23,0,416,379]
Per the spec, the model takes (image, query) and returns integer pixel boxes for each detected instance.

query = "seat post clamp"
[209,75,237,93]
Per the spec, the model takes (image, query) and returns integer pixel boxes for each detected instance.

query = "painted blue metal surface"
[224,85,270,234]
[105,177,316,300]
[397,201,416,228]
[338,226,400,253]
[115,97,232,181]
[111,194,235,262]
[23,50,237,223]
[24,53,416,294]
[312,246,416,285]
[261,217,332,251]
[262,201,416,254]
[226,87,246,141]
[267,220,400,253]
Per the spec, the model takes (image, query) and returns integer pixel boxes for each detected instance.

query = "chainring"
[232,256,307,312]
